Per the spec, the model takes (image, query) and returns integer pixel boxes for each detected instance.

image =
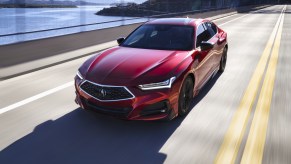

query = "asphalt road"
[0,5,290,164]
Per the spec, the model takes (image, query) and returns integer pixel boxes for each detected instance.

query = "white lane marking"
[218,13,251,26]
[210,12,239,21]
[217,5,272,26]
[0,6,273,115]
[0,81,73,115]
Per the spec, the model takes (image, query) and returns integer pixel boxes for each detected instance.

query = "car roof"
[145,18,205,27]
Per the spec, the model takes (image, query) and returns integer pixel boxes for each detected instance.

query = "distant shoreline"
[96,1,198,17]
[0,4,77,8]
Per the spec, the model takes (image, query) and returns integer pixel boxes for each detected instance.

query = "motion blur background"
[0,0,284,45]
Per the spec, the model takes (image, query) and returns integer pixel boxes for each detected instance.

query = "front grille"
[84,99,132,117]
[80,81,134,101]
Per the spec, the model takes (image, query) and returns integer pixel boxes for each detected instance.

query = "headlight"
[76,71,84,80]
[139,77,176,90]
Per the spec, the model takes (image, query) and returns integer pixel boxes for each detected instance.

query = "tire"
[219,47,227,73]
[178,76,194,116]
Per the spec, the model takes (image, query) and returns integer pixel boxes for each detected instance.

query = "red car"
[75,18,227,120]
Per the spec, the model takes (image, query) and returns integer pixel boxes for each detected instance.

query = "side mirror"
[200,41,214,51]
[117,37,125,45]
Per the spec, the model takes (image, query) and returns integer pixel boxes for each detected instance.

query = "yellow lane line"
[215,6,285,164]
[241,6,286,164]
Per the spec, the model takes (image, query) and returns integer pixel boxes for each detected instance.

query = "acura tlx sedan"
[75,18,228,121]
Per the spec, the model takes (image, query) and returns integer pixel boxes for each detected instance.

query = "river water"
[0,6,147,45]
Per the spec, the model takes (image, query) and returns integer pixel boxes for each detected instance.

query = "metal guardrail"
[0,7,232,38]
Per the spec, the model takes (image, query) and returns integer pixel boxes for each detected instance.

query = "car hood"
[84,46,191,85]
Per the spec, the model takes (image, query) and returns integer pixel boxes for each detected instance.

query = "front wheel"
[219,47,227,73]
[178,77,194,116]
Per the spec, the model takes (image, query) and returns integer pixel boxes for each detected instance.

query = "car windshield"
[121,24,194,51]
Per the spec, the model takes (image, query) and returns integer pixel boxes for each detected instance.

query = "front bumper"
[74,77,180,120]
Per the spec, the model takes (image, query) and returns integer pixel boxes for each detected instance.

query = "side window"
[196,23,212,47]
[205,22,216,37]
[210,22,218,34]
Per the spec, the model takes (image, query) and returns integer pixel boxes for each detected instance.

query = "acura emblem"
[100,89,106,97]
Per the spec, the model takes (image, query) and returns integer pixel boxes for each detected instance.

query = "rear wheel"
[219,47,227,73]
[178,77,194,116]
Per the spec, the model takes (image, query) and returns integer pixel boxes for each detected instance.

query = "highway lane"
[0,5,290,164]
[264,5,291,164]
